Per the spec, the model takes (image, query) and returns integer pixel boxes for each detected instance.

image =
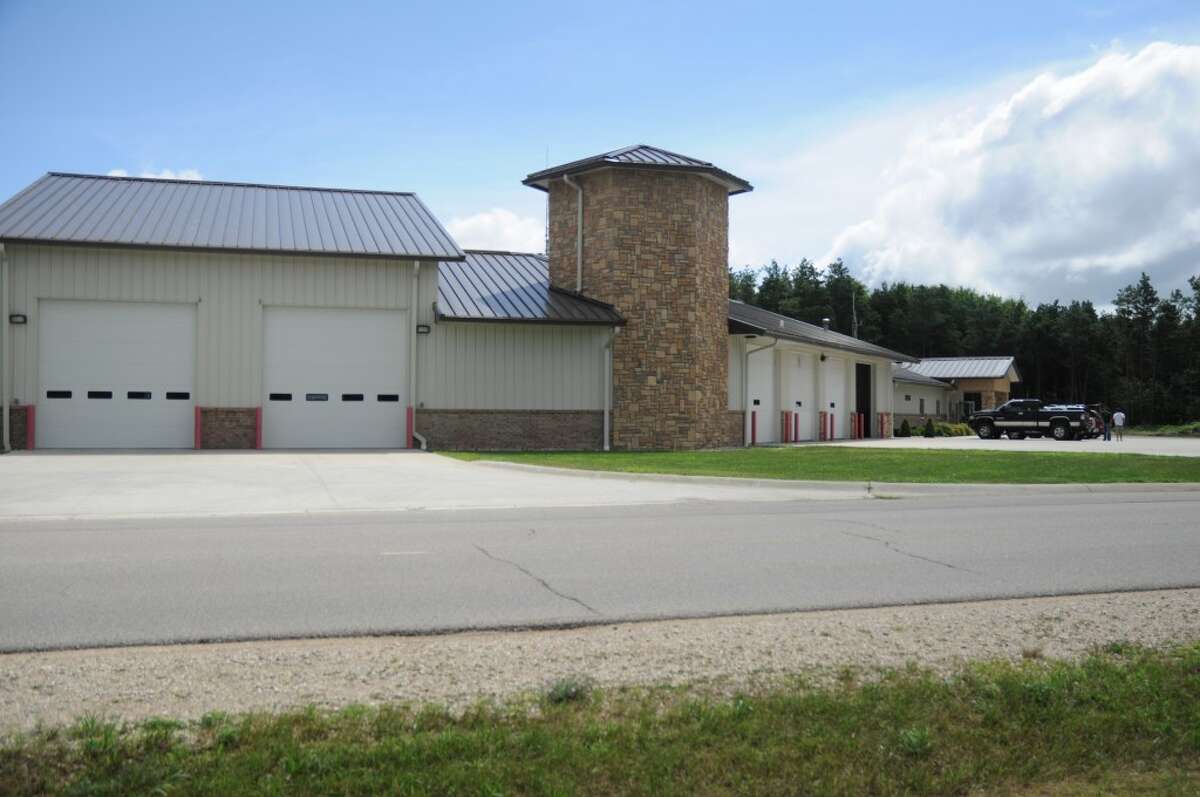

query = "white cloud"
[823,42,1200,300]
[107,168,204,180]
[446,207,544,253]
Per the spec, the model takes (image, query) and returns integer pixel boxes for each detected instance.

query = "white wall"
[727,335,896,441]
[894,382,950,418]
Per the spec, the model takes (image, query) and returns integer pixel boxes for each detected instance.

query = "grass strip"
[3,643,1199,795]
[1128,422,1200,437]
[446,446,1200,483]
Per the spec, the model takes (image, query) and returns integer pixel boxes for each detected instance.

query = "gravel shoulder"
[3,588,1199,733]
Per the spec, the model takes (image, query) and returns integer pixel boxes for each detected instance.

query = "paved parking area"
[0,450,853,520]
[820,434,1200,457]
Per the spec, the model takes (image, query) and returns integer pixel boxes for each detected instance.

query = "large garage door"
[263,307,408,449]
[822,356,847,439]
[38,300,196,448]
[747,348,778,443]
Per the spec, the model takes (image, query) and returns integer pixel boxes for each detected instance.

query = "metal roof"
[437,250,624,326]
[891,363,952,388]
[907,356,1020,381]
[728,300,918,363]
[523,144,753,195]
[0,172,464,260]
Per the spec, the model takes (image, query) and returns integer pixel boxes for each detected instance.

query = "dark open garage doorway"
[855,363,873,437]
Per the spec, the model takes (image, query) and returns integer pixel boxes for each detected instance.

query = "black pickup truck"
[968,399,1102,441]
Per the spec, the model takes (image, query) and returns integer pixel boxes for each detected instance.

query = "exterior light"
[8,314,26,325]
[415,324,431,334]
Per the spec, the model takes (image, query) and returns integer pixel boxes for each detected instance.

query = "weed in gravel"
[545,676,593,705]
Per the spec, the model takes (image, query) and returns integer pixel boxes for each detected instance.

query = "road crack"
[837,520,984,576]
[473,544,600,616]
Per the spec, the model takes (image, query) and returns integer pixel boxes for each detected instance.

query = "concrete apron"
[0,450,864,522]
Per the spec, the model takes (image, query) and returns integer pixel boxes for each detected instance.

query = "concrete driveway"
[0,450,856,520]
[820,434,1200,457]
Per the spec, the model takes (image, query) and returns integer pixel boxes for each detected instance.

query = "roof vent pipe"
[563,174,583,293]
[821,318,831,330]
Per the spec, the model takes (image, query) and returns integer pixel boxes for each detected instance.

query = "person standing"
[1102,408,1112,442]
[1113,409,1126,441]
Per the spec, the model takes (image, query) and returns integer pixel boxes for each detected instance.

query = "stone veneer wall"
[547,170,730,450]
[417,409,603,451]
[6,405,30,450]
[721,410,745,447]
[199,408,257,449]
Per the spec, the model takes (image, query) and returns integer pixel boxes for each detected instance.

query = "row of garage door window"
[47,391,191,400]
[269,394,401,402]
[44,391,399,402]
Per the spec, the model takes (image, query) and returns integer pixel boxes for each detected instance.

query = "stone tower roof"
[523,144,753,195]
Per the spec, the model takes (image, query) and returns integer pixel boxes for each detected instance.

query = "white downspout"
[563,174,583,293]
[603,327,615,451]
[1,243,8,453]
[743,336,777,446]
[409,261,424,450]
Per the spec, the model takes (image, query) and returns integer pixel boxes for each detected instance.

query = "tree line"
[728,260,1200,424]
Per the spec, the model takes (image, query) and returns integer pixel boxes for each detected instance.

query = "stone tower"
[524,145,753,450]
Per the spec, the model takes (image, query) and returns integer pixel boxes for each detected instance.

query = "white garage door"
[781,351,817,441]
[263,307,408,449]
[747,348,778,443]
[38,300,196,448]
[822,356,847,439]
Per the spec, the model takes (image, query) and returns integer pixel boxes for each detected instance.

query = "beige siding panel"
[418,322,607,410]
[6,244,416,407]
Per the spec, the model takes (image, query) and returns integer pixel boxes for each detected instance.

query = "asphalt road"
[2,487,1198,652]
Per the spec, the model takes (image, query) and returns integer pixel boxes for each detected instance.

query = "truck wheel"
[1009,431,1025,440]
[1051,422,1074,441]
[976,422,995,439]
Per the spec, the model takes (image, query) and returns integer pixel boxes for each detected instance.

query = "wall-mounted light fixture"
[415,324,431,335]
[8,314,27,325]
[819,353,827,362]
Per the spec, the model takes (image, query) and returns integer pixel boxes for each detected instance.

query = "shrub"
[923,418,936,437]
[897,419,911,438]
[934,422,972,437]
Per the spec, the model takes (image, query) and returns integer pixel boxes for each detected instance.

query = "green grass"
[1128,421,1200,437]
[446,446,1200,484]
[4,644,1199,796]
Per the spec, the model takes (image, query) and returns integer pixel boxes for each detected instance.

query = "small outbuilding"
[904,356,1022,417]
[891,363,952,428]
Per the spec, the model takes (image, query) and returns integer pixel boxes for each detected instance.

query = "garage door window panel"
[262,306,408,449]
[37,301,196,448]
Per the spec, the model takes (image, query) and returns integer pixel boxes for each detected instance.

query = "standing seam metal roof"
[728,300,918,362]
[523,144,753,194]
[437,251,624,326]
[0,173,465,260]
[907,357,1019,380]
[891,363,953,388]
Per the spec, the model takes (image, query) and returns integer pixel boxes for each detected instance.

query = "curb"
[468,460,1200,497]
[470,460,871,495]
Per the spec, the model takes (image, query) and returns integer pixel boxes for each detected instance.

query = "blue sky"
[2,1,1199,301]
